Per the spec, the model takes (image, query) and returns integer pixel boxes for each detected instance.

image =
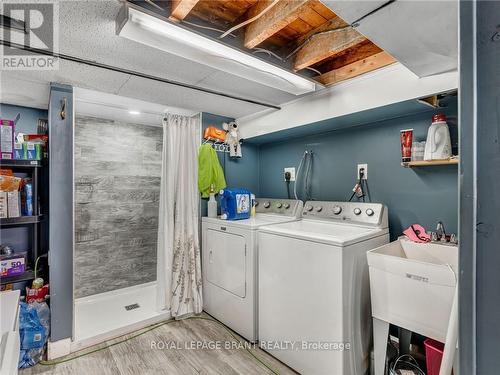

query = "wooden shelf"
[402,159,459,168]
[0,269,35,285]
[0,159,43,168]
[0,215,44,227]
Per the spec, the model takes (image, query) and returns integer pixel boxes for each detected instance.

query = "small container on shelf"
[411,141,426,161]
[0,252,27,277]
[7,191,21,218]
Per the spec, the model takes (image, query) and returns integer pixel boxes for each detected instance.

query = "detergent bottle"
[207,184,217,218]
[219,188,252,220]
[424,114,452,160]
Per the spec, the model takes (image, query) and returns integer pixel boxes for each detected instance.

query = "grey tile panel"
[74,116,162,298]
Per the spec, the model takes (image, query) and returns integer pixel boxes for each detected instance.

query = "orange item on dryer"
[204,126,226,142]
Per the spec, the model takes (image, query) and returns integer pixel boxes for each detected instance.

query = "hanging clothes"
[157,113,203,319]
[197,143,226,198]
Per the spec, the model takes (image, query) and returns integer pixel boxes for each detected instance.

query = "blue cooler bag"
[220,188,251,220]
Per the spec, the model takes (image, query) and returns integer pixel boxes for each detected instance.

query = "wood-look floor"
[21,315,297,375]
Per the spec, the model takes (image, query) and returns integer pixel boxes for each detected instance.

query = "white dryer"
[258,201,389,375]
[202,198,303,342]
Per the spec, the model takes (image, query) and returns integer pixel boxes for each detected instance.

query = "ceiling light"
[129,110,141,115]
[116,5,318,95]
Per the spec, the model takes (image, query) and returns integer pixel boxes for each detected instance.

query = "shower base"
[72,282,170,352]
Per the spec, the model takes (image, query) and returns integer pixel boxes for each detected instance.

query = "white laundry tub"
[367,238,458,342]
[0,290,20,375]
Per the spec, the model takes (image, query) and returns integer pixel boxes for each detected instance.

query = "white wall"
[237,63,458,139]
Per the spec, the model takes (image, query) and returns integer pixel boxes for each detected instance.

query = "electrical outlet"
[284,167,296,181]
[357,164,368,179]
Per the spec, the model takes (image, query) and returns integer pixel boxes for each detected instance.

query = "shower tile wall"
[74,116,162,298]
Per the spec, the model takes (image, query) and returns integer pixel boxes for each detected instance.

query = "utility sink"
[367,238,458,342]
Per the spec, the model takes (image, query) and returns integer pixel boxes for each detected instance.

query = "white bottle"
[424,114,452,161]
[208,191,217,218]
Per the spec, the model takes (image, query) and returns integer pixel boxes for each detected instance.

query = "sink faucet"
[436,221,446,241]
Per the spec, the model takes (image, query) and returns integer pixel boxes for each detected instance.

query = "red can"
[400,129,413,162]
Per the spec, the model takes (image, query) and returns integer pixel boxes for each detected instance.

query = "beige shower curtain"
[157,113,202,318]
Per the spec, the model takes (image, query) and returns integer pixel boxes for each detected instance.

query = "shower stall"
[70,89,195,351]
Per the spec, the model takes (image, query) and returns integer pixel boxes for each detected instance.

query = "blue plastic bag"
[18,302,50,369]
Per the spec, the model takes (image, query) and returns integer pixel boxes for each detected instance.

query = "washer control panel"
[255,198,303,217]
[302,201,387,227]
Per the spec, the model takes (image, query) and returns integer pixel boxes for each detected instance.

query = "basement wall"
[257,101,459,240]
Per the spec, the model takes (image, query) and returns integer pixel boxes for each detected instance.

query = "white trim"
[237,63,459,139]
[47,338,72,360]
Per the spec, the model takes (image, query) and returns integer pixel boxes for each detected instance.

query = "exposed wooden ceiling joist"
[244,0,311,49]
[170,0,200,20]
[164,0,399,87]
[314,39,382,72]
[316,51,396,85]
[294,27,366,71]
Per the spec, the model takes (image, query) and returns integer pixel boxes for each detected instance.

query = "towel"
[198,144,226,198]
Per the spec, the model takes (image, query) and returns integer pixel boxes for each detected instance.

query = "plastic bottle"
[208,184,217,218]
[251,194,256,217]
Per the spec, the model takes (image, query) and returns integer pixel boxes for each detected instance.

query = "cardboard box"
[7,191,20,218]
[0,192,7,218]
[13,142,23,160]
[0,119,14,159]
[23,142,41,160]
[0,253,26,277]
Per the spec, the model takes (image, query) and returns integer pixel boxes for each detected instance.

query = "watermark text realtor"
[1,1,59,70]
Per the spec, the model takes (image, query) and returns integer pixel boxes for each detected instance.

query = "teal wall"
[202,104,458,240]
[0,103,47,134]
[257,102,458,240]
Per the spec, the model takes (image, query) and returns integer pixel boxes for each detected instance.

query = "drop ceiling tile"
[57,1,216,85]
[117,75,269,118]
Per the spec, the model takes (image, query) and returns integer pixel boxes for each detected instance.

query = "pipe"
[0,39,282,110]
[219,0,279,39]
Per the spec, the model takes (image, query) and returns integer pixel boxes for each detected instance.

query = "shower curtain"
[157,113,202,318]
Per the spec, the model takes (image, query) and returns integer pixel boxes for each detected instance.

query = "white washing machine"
[258,201,389,375]
[202,198,303,342]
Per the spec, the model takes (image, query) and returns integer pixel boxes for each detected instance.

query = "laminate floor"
[21,314,297,375]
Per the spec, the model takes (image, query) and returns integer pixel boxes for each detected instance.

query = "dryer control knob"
[263,201,271,208]
[316,206,323,212]
[305,205,313,211]
[354,208,362,215]
[366,208,374,216]
[332,206,342,215]
[283,203,290,209]
[276,203,283,209]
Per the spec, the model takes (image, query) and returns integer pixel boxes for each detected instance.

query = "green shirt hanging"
[198,144,227,198]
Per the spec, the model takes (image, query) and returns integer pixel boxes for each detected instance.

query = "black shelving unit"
[1,215,45,226]
[1,159,47,286]
[0,160,43,168]
[1,270,36,284]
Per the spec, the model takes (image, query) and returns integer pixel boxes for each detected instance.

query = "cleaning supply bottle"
[424,114,452,160]
[251,194,256,217]
[208,184,217,218]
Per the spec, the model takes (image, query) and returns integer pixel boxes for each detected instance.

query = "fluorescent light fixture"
[128,110,141,115]
[116,6,317,95]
